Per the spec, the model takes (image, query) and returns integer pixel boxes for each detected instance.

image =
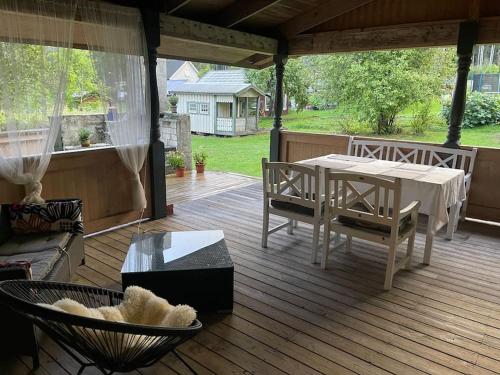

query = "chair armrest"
[399,200,420,220]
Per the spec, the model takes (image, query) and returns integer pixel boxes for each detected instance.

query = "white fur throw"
[38,285,196,328]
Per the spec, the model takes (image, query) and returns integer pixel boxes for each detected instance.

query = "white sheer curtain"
[0,0,77,203]
[80,1,150,210]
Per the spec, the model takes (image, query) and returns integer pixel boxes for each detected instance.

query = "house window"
[199,102,209,115]
[188,102,198,114]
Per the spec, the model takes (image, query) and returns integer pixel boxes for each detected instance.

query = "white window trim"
[188,102,199,114]
[199,102,209,115]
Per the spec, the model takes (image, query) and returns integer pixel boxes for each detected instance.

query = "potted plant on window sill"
[168,95,178,114]
[78,128,91,148]
[193,151,208,174]
[166,151,186,177]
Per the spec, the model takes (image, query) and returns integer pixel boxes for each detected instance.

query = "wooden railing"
[280,131,500,223]
[216,117,233,132]
[0,147,151,234]
[0,129,48,157]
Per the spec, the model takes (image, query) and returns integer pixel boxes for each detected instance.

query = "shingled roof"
[170,69,264,95]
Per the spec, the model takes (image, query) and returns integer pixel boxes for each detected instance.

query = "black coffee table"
[121,230,233,313]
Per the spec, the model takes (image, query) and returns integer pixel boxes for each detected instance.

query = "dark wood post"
[444,21,478,149]
[141,8,167,218]
[269,41,288,162]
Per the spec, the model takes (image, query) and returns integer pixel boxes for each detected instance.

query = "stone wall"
[59,114,109,148]
[161,113,192,170]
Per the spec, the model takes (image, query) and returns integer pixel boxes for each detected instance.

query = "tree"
[0,43,62,128]
[314,49,455,134]
[65,50,102,110]
[246,58,309,116]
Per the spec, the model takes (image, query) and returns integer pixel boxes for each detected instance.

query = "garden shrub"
[442,92,500,128]
[335,117,370,135]
[409,101,443,135]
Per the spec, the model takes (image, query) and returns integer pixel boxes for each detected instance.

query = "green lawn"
[193,109,500,177]
[192,133,270,177]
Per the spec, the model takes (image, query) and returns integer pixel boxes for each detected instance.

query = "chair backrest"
[325,171,402,228]
[348,138,477,175]
[262,158,321,211]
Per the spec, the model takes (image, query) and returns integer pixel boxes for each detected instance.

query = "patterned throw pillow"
[9,199,83,235]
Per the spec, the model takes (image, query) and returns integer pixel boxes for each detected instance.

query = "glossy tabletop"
[121,230,230,273]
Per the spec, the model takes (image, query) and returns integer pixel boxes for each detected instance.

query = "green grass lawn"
[192,133,270,177]
[193,108,500,177]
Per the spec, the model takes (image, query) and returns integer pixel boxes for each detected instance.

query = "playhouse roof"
[170,69,264,96]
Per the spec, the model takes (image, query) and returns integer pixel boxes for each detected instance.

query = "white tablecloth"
[298,154,466,232]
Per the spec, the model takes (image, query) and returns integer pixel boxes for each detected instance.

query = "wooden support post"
[444,21,478,149]
[269,41,288,162]
[141,8,167,219]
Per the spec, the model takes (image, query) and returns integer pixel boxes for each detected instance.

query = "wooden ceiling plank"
[215,0,282,28]
[280,0,375,38]
[160,14,278,55]
[165,0,192,14]
[468,0,481,20]
[289,17,500,55]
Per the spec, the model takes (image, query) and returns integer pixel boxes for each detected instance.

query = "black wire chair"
[0,280,202,375]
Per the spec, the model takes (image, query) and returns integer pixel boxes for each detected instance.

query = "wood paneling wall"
[280,131,500,222]
[280,131,351,162]
[0,147,151,234]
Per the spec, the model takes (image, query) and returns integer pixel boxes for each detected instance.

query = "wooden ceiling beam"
[214,0,282,28]
[288,18,500,55]
[164,0,192,14]
[160,14,278,55]
[280,0,375,38]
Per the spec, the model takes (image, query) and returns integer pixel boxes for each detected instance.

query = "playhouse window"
[200,102,209,115]
[188,102,198,114]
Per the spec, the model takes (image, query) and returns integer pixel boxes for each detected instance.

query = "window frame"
[199,102,210,115]
[188,102,199,114]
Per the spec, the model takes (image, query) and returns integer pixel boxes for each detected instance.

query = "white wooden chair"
[322,171,420,290]
[261,158,324,263]
[348,137,477,238]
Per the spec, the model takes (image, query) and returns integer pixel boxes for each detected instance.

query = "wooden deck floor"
[166,170,258,205]
[4,180,500,375]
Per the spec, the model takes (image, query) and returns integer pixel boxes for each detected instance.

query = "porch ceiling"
[153,0,500,63]
[5,0,500,68]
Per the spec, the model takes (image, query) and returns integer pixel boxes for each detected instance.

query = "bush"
[335,117,370,135]
[409,101,437,135]
[442,92,500,128]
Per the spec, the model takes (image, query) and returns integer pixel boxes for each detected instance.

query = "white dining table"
[298,154,466,265]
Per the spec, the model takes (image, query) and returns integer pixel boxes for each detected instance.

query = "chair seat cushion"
[338,203,411,234]
[271,198,324,216]
[0,249,62,280]
[0,232,71,256]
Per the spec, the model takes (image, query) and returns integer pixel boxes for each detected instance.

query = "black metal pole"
[269,41,288,162]
[141,8,167,218]
[444,21,478,149]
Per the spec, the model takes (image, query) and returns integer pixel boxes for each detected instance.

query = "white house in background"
[171,69,263,136]
[167,60,199,83]
[156,59,199,111]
